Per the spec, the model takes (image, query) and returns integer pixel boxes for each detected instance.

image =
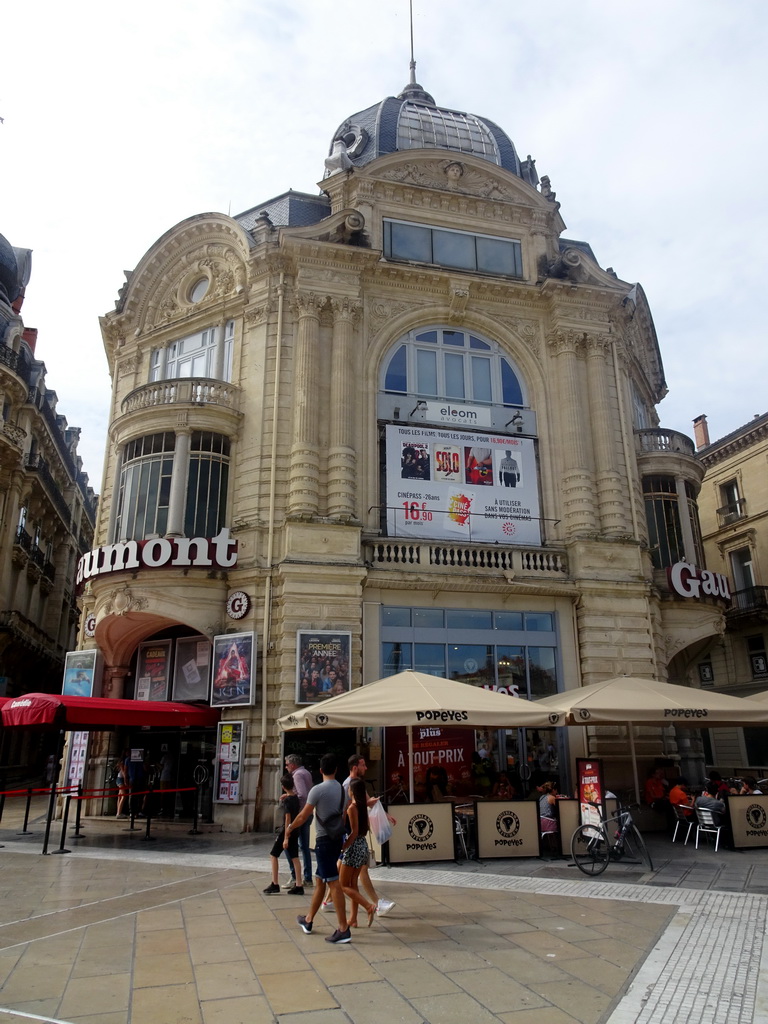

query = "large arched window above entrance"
[382,327,525,408]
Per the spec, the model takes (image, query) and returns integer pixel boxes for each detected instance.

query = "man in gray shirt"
[284,754,314,886]
[695,781,726,826]
[286,752,350,943]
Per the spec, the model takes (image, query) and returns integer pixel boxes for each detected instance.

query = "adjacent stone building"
[694,412,768,774]
[81,70,725,825]
[0,231,97,771]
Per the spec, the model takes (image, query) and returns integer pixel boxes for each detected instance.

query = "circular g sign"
[226,591,250,620]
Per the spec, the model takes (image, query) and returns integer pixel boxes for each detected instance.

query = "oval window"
[189,278,209,303]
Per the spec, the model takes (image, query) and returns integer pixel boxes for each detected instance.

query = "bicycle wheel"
[623,825,653,871]
[571,824,610,876]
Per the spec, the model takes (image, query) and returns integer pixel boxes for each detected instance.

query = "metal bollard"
[52,795,72,855]
[189,784,201,835]
[71,784,85,839]
[18,787,34,835]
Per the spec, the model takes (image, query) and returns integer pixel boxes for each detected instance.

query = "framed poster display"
[66,731,89,786]
[211,633,255,707]
[172,635,211,701]
[214,720,245,803]
[385,424,542,546]
[136,640,172,701]
[296,630,351,703]
[576,758,605,828]
[62,649,99,697]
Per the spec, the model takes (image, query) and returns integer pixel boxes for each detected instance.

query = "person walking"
[340,778,376,929]
[334,754,395,917]
[263,774,304,895]
[286,753,350,944]
[284,753,314,887]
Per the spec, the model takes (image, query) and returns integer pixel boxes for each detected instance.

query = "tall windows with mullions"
[114,433,175,541]
[184,432,230,538]
[113,430,230,542]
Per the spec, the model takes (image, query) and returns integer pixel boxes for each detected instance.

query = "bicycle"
[571,802,653,876]
[384,774,409,805]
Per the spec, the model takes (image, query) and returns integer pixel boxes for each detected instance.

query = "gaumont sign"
[76,528,238,589]
[667,560,731,602]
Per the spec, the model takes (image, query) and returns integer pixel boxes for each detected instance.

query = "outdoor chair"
[672,804,693,845]
[694,807,722,852]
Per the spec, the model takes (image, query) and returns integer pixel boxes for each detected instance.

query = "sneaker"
[282,880,297,890]
[303,877,314,887]
[297,915,313,934]
[377,898,395,916]
[325,928,352,944]
[286,885,304,896]
[262,883,280,894]
[322,898,333,910]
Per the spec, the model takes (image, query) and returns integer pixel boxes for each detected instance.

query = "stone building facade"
[82,73,724,825]
[0,231,97,771]
[694,412,768,774]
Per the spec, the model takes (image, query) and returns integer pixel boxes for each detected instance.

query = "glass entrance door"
[501,726,562,797]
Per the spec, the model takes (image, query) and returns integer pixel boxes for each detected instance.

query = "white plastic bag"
[368,799,393,845]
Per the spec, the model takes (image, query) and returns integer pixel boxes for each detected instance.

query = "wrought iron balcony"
[728,586,768,616]
[716,499,747,528]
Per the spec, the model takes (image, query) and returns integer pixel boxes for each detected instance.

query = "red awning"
[1,693,220,730]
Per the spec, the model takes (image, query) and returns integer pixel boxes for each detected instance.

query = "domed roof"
[0,232,19,307]
[325,70,532,182]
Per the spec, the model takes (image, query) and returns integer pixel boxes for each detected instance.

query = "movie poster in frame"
[136,639,172,701]
[62,649,99,697]
[211,633,256,708]
[296,631,351,703]
[172,635,211,701]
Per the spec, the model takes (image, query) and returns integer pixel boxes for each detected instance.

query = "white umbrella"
[278,670,561,800]
[535,676,768,801]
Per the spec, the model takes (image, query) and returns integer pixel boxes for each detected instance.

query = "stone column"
[102,665,130,698]
[327,298,359,520]
[547,329,598,536]
[585,333,629,535]
[166,429,191,536]
[288,293,322,518]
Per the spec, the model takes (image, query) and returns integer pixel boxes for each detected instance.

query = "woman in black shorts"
[340,778,376,928]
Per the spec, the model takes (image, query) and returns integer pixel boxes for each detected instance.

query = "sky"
[2,1,767,490]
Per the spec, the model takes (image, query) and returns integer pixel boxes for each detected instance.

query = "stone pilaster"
[547,329,598,537]
[288,292,322,517]
[585,333,629,535]
[327,298,360,520]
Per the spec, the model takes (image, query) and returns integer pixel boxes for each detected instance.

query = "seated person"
[706,771,732,799]
[425,766,459,804]
[539,781,559,833]
[669,777,693,817]
[739,776,763,795]
[695,782,726,826]
[492,772,516,800]
[643,767,669,812]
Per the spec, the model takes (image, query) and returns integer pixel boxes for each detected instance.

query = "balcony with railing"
[727,586,768,617]
[363,538,568,580]
[635,428,696,456]
[121,378,241,415]
[24,452,72,524]
[716,498,747,528]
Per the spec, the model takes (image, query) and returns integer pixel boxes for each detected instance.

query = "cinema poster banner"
[62,649,99,697]
[385,424,541,545]
[296,631,351,704]
[211,633,255,708]
[172,635,212,702]
[136,640,172,701]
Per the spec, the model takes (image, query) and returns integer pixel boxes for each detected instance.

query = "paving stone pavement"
[0,809,766,1023]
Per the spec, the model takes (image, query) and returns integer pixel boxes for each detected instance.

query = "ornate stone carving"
[378,160,521,201]
[367,299,415,340]
[103,585,148,617]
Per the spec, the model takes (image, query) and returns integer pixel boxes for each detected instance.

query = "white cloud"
[3,0,767,480]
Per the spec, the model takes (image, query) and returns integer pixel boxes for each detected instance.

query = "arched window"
[382,327,524,408]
